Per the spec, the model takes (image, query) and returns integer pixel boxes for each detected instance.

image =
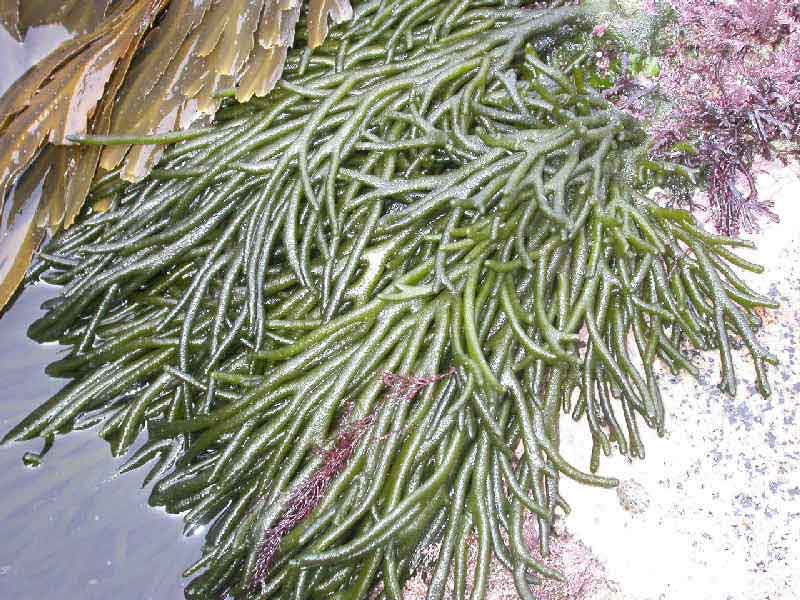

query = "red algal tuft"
[641,0,800,234]
[248,367,455,594]
[382,367,456,403]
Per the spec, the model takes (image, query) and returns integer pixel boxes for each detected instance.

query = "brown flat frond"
[307,0,353,48]
[18,0,114,38]
[0,0,166,208]
[0,0,353,312]
[0,0,21,41]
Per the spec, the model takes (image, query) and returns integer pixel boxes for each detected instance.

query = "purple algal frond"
[630,0,800,234]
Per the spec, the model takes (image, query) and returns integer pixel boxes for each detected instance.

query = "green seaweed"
[2,1,775,599]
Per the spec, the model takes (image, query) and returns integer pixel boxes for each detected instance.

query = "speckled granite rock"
[557,163,800,600]
[401,164,800,600]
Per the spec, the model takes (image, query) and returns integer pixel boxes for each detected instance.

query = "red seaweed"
[248,368,455,594]
[647,0,800,234]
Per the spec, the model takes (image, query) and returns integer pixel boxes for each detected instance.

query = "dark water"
[0,285,202,599]
[0,26,201,600]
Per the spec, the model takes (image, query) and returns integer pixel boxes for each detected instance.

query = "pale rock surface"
[556,164,800,600]
[403,164,800,600]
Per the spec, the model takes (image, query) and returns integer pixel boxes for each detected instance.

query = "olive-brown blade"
[0,0,354,311]
[17,0,113,37]
[307,0,353,48]
[0,0,21,40]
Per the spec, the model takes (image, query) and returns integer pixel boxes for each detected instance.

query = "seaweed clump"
[0,0,354,311]
[3,1,777,599]
[641,0,800,234]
